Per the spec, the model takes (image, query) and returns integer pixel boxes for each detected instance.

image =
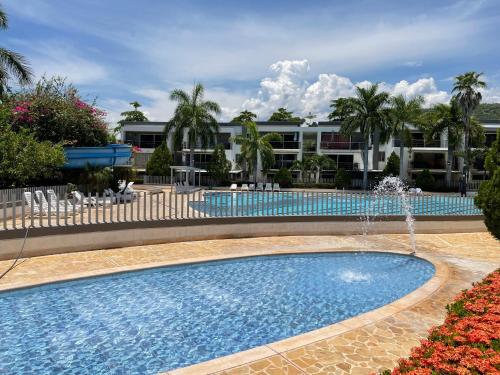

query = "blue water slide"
[63,144,132,169]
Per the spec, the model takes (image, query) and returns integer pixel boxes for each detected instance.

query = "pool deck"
[0,233,498,374]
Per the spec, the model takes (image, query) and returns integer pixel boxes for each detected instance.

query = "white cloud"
[104,60,499,127]
[237,60,452,120]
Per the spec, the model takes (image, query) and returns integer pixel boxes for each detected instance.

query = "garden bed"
[383,269,500,374]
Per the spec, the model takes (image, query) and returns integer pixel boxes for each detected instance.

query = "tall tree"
[231,110,257,123]
[329,84,390,190]
[116,101,149,131]
[388,94,424,180]
[420,101,463,187]
[164,83,221,185]
[0,5,32,96]
[232,121,281,184]
[452,72,486,180]
[268,107,303,122]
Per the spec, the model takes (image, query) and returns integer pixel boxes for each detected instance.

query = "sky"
[3,0,500,126]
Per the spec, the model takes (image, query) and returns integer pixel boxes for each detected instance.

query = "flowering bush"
[4,77,109,147]
[382,269,500,375]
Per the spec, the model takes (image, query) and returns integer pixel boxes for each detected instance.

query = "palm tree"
[231,110,257,123]
[307,154,334,183]
[291,159,309,183]
[452,72,486,179]
[164,83,221,185]
[388,94,424,180]
[0,5,32,96]
[233,121,281,184]
[420,101,462,187]
[329,84,390,190]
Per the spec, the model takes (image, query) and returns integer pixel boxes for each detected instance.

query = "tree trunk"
[372,128,380,171]
[399,131,405,180]
[253,156,258,184]
[363,136,369,190]
[189,148,195,185]
[446,144,453,187]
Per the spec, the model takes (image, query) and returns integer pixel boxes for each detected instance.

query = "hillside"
[473,103,500,120]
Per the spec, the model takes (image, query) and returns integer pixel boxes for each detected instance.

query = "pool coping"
[0,248,448,375]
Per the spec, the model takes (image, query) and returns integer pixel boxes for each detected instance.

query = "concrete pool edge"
[0,215,486,260]
[0,248,448,375]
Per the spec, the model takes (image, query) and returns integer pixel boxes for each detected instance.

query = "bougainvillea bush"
[383,269,500,375]
[3,77,109,147]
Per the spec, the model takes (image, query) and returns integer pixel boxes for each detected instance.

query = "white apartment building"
[121,120,499,183]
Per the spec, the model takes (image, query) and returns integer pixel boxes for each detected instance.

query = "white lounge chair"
[35,190,65,216]
[230,183,238,191]
[264,183,273,192]
[241,184,249,191]
[47,189,79,213]
[24,192,41,216]
[72,191,97,207]
[249,184,255,191]
[415,188,423,195]
[273,183,280,192]
[256,183,264,191]
[119,182,138,201]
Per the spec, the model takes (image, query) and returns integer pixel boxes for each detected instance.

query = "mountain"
[473,103,500,121]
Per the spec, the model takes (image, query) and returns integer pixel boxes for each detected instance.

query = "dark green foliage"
[383,151,400,176]
[268,108,303,122]
[0,127,65,187]
[116,101,148,130]
[146,142,172,176]
[78,165,113,194]
[274,168,292,188]
[334,168,351,189]
[415,169,435,191]
[231,110,257,123]
[208,144,231,185]
[475,130,500,240]
[473,103,500,121]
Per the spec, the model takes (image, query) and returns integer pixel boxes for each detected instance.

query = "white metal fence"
[0,187,482,231]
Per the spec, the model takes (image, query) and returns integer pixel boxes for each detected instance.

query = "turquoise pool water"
[190,191,480,217]
[0,252,435,374]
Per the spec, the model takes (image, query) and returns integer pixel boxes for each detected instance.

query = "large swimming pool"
[189,191,480,217]
[0,252,434,374]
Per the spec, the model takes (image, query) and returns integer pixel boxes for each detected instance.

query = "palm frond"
[0,5,7,29]
[0,48,33,85]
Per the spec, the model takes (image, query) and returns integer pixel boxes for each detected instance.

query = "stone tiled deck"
[0,233,498,374]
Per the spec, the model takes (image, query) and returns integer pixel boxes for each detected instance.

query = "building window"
[378,152,385,162]
[124,132,164,148]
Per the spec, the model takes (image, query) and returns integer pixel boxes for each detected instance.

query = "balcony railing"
[320,141,363,150]
[183,142,230,150]
[411,139,443,148]
[269,140,301,149]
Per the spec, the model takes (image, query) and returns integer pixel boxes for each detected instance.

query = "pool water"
[189,191,480,217]
[0,252,434,374]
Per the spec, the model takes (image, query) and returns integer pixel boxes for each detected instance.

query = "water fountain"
[362,176,416,255]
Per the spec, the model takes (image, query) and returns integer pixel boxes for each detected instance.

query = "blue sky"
[3,0,500,124]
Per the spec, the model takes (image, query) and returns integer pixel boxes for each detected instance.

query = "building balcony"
[269,140,301,149]
[320,141,363,150]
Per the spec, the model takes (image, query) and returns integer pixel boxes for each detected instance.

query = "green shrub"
[146,142,172,176]
[475,129,500,240]
[383,151,400,176]
[334,168,351,189]
[415,169,435,191]
[0,127,65,188]
[208,144,231,185]
[274,168,293,188]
